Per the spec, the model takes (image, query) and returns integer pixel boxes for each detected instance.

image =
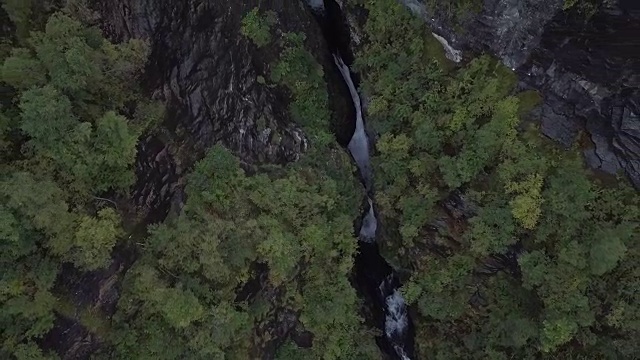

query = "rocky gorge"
[23,0,639,358]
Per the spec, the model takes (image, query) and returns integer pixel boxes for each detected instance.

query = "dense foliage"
[1,0,637,359]
[101,143,379,359]
[95,8,381,359]
[355,0,639,358]
[240,8,275,48]
[0,2,163,358]
[423,0,482,30]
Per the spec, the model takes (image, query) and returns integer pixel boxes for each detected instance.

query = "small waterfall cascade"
[333,55,372,188]
[333,54,412,360]
[359,198,377,241]
[381,276,411,360]
[333,55,376,242]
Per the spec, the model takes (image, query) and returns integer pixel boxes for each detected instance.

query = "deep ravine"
[334,53,413,360]
[306,0,415,357]
[323,12,414,358]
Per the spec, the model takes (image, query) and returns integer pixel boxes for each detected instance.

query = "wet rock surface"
[535,100,581,149]
[42,0,639,357]
[86,0,360,213]
[42,316,101,360]
[131,136,179,222]
[522,2,640,185]
[91,0,358,156]
[399,0,564,69]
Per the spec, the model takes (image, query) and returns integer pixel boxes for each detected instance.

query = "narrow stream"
[307,1,414,357]
[333,53,413,360]
[333,55,377,243]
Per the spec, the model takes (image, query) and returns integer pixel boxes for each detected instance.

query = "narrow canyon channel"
[308,1,416,358]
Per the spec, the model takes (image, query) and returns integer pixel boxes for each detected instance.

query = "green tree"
[241,8,275,47]
[1,48,46,89]
[0,8,161,357]
[67,208,122,270]
[107,145,374,359]
[90,111,138,191]
[589,225,630,276]
[19,85,78,152]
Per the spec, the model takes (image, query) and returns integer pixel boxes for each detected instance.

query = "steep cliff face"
[394,0,640,186]
[523,3,640,185]
[399,0,564,69]
[91,0,307,165]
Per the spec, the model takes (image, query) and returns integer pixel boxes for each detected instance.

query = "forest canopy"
[0,0,638,359]
[356,0,639,358]
[0,4,163,358]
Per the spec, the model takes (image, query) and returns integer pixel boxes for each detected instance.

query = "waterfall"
[359,198,377,242]
[333,55,372,187]
[386,291,411,360]
[334,54,375,242]
[333,53,412,360]
[384,290,409,341]
[380,275,411,360]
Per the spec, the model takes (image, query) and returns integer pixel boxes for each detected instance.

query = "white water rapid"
[382,280,411,360]
[333,53,411,359]
[359,198,377,241]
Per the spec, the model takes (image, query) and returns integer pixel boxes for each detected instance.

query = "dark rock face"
[333,0,367,56]
[91,0,311,165]
[42,316,101,359]
[442,189,477,220]
[399,0,563,69]
[522,2,640,186]
[131,136,179,222]
[396,0,640,186]
[89,0,359,158]
[536,100,582,149]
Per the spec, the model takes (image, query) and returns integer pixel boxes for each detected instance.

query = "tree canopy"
[356,0,640,358]
[0,4,162,358]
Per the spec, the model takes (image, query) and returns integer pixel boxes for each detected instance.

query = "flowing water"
[333,55,372,188]
[305,0,325,11]
[382,282,412,360]
[333,55,376,243]
[333,53,412,359]
[306,1,414,357]
[359,198,377,242]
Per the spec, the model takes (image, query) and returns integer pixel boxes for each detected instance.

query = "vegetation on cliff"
[1,3,377,359]
[355,0,639,358]
[104,10,378,358]
[104,145,373,359]
[1,0,637,359]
